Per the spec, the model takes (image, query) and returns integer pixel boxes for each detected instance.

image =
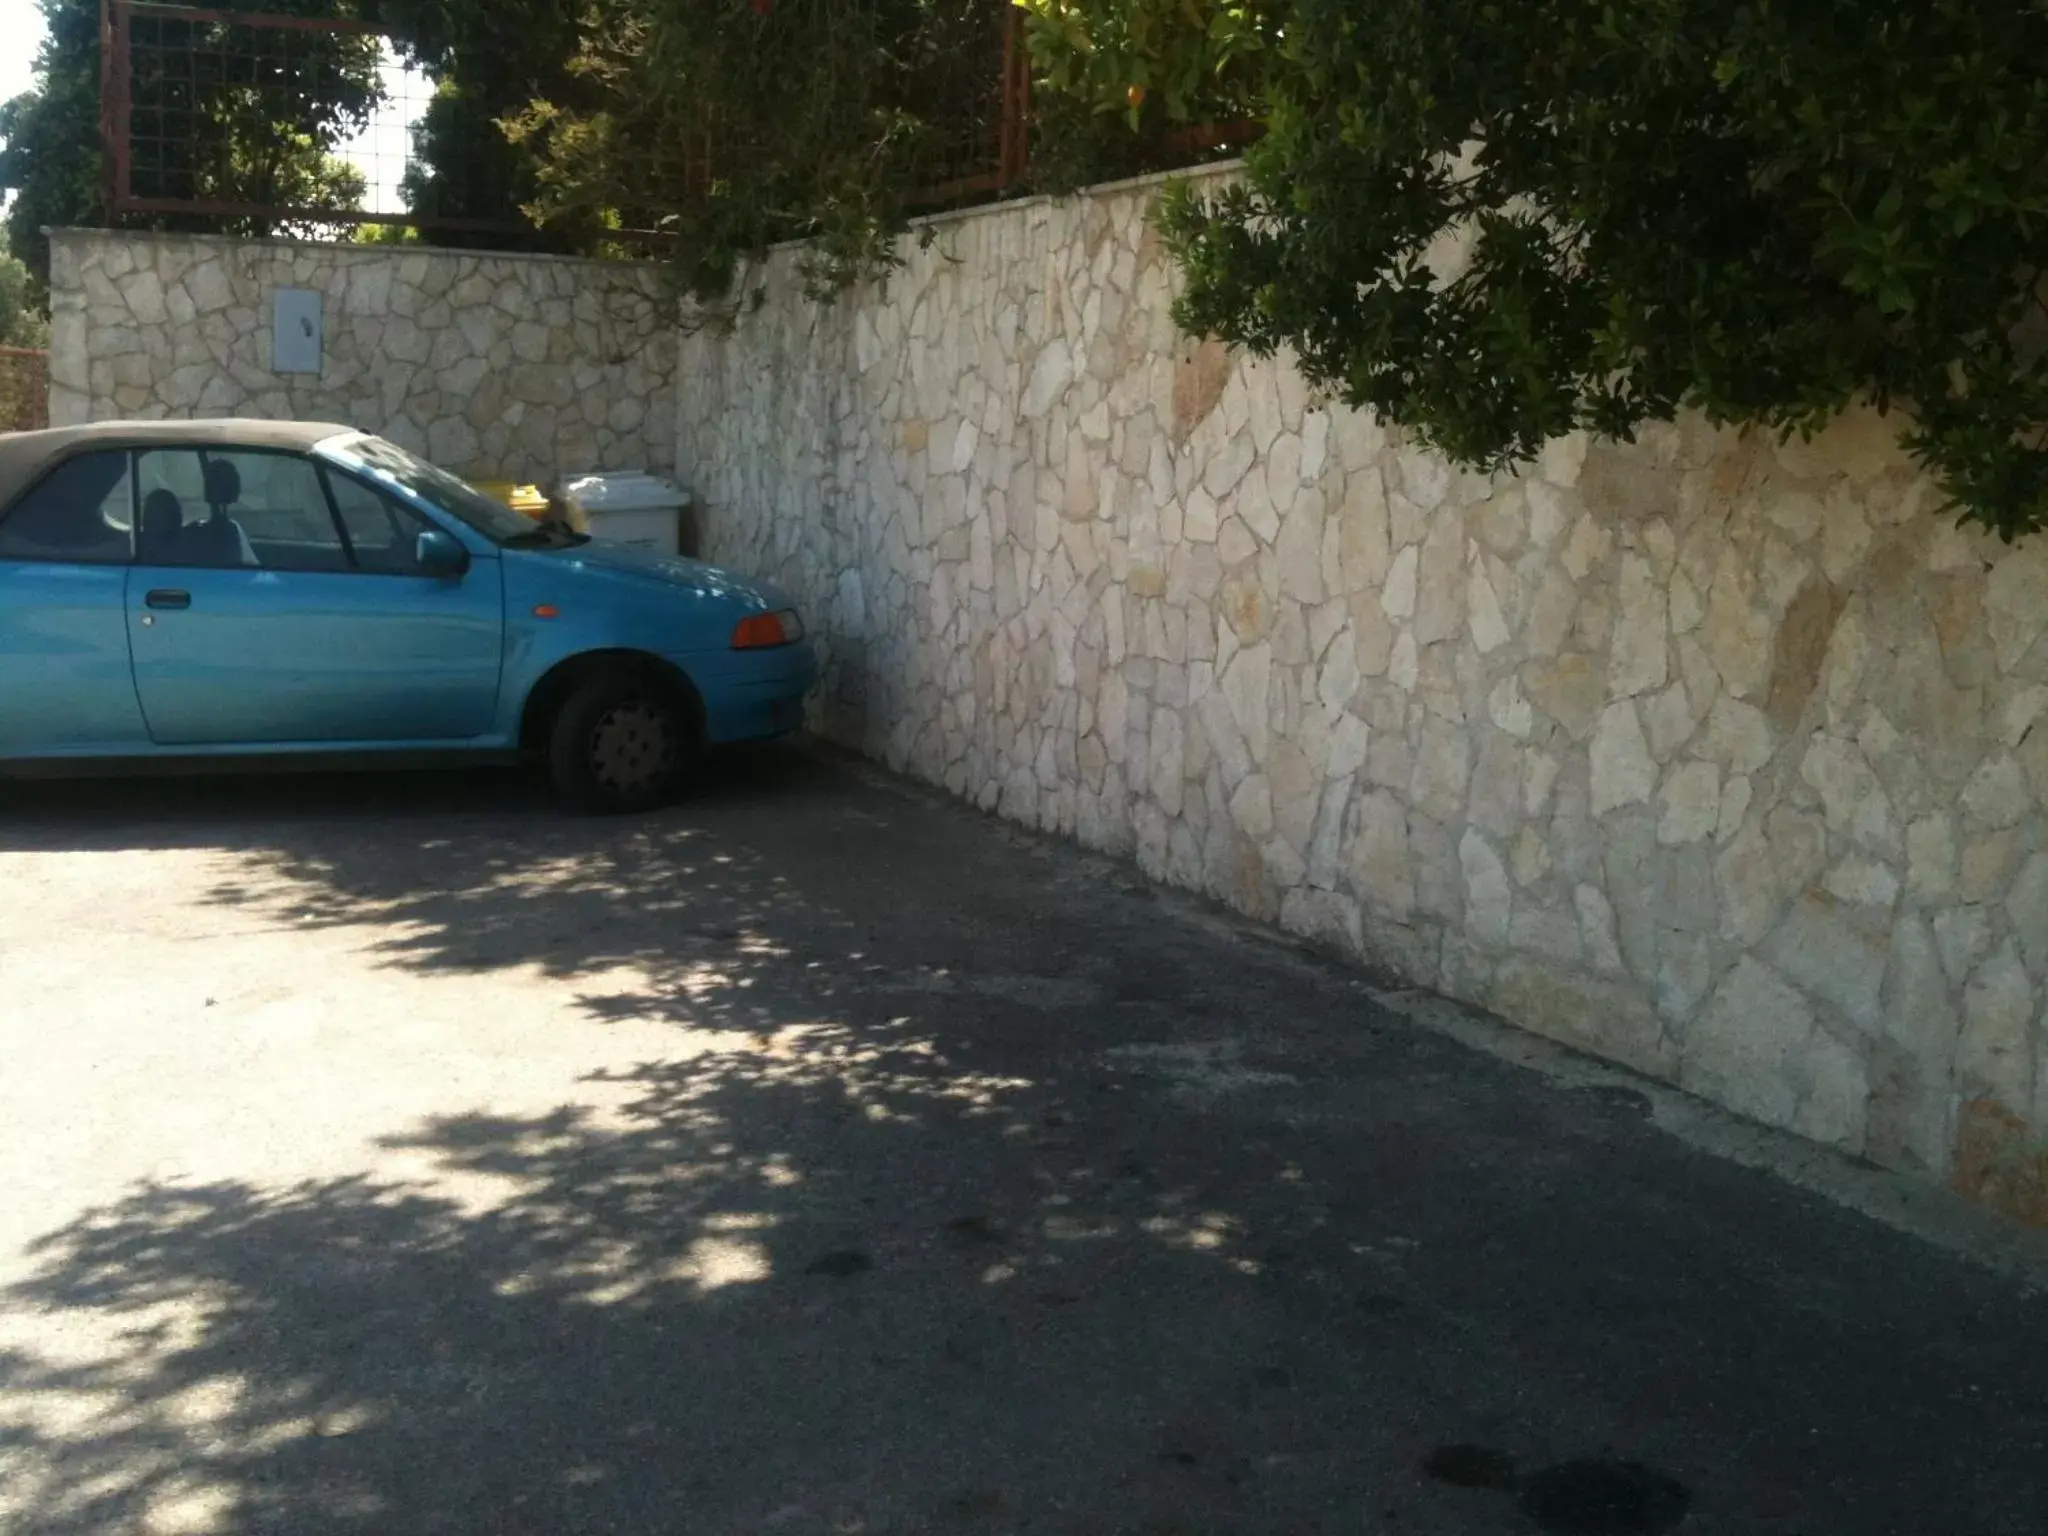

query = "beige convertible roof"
[0,419,356,509]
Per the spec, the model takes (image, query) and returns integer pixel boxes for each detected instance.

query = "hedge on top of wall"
[1026,0,2048,542]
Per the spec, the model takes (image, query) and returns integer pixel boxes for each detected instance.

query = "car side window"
[321,467,428,576]
[135,448,348,573]
[0,452,134,564]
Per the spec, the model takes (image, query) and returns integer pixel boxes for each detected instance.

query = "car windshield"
[316,433,555,546]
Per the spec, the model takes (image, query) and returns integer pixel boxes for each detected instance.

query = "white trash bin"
[558,471,692,557]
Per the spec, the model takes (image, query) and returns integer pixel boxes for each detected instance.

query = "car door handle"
[144,589,191,610]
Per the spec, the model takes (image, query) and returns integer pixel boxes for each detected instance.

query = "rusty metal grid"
[664,2,1030,215]
[95,0,1249,245]
[904,1,1030,206]
[101,0,530,235]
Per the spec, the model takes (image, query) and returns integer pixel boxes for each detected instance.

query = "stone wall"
[683,172,2048,1219]
[48,230,676,488]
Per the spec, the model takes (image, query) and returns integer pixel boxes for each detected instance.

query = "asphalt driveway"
[1,745,2044,1536]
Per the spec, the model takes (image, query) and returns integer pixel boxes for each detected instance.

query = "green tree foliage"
[1036,0,2048,540]
[357,0,592,249]
[505,0,1021,299]
[0,236,50,348]
[1018,0,1270,127]
[0,0,107,291]
[0,0,377,293]
[1013,1,1269,195]
[0,238,48,430]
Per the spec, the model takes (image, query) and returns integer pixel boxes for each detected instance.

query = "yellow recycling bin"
[475,481,551,520]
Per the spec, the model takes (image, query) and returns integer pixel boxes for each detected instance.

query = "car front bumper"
[681,640,819,745]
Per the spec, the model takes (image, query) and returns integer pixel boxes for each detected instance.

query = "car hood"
[527,537,792,611]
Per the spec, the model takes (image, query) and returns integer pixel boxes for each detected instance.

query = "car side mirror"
[416,529,470,578]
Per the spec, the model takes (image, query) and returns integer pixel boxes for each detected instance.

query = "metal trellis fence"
[95,0,1253,244]
[99,0,527,236]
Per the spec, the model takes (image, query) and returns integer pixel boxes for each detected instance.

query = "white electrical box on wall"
[272,287,323,374]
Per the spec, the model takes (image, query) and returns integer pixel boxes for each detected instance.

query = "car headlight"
[731,608,804,649]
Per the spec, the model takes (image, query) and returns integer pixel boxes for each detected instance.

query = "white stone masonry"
[679,172,2048,1210]
[49,230,676,488]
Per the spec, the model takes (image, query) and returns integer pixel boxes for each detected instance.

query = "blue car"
[0,419,815,811]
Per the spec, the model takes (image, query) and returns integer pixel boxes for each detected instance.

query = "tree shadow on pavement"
[0,745,1188,1037]
[0,1001,1421,1535]
[3,745,2047,1534]
[0,746,1425,1533]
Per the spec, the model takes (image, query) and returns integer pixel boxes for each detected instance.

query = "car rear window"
[0,452,134,564]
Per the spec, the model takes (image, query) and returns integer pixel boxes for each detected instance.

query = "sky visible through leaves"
[0,1,427,218]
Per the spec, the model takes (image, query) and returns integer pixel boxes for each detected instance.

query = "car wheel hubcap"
[589,700,678,793]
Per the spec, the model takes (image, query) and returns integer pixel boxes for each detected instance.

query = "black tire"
[545,668,699,814]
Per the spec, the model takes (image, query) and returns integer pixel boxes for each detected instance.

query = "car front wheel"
[546,670,699,814]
